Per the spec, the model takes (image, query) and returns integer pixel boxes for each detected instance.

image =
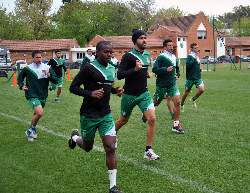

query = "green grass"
[0,65,249,193]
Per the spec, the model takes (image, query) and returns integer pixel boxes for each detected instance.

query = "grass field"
[0,64,249,193]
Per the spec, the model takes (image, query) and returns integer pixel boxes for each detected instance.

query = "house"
[0,39,80,64]
[226,37,250,56]
[88,35,164,60]
[148,11,226,58]
[88,11,227,60]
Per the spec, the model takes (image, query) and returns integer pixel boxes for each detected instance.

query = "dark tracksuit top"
[69,59,117,119]
[48,58,66,78]
[117,48,151,96]
[186,52,201,80]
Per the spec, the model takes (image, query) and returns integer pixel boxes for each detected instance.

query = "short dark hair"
[32,50,42,58]
[55,50,61,53]
[190,43,197,49]
[163,39,173,47]
[96,41,112,52]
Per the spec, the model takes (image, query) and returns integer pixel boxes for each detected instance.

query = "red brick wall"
[186,12,215,58]
[10,51,53,64]
[232,47,250,56]
[9,50,73,64]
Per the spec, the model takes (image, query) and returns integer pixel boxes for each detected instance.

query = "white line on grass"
[0,112,222,193]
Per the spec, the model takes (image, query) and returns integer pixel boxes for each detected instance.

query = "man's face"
[136,35,147,50]
[192,45,199,53]
[87,50,93,56]
[33,53,42,64]
[56,52,61,58]
[98,45,113,65]
[165,42,174,53]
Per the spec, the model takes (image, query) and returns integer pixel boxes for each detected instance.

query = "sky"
[0,0,250,16]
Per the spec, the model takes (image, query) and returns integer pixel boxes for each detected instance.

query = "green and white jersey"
[48,58,66,78]
[18,62,58,100]
[186,52,201,80]
[152,51,178,88]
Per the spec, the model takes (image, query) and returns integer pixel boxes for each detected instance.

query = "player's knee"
[200,87,205,93]
[147,116,156,125]
[104,143,116,154]
[36,110,44,117]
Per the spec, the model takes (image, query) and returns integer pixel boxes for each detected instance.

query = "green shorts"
[120,91,154,118]
[50,77,64,90]
[154,85,180,104]
[185,79,204,91]
[27,98,46,109]
[80,113,116,141]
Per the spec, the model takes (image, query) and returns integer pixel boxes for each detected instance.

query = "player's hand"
[147,71,152,78]
[22,85,28,91]
[167,66,174,72]
[134,60,142,71]
[91,88,104,99]
[115,87,124,97]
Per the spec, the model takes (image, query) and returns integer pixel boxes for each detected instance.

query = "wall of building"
[186,12,215,58]
[9,50,71,64]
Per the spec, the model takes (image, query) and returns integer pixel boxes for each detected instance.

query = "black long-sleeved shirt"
[70,59,117,118]
[117,48,151,96]
[48,58,66,78]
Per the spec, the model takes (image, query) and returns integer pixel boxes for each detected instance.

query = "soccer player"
[68,41,124,193]
[115,29,160,160]
[48,50,66,102]
[80,48,95,70]
[18,50,58,142]
[181,43,205,111]
[152,39,184,134]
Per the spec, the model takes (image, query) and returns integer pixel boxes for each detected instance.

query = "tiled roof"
[101,36,163,48]
[0,39,80,51]
[226,37,250,47]
[148,14,197,34]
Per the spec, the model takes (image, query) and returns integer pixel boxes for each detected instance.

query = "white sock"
[72,135,79,142]
[174,120,180,127]
[108,169,117,189]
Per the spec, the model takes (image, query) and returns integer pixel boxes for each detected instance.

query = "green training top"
[152,51,177,88]
[186,52,201,80]
[18,63,58,100]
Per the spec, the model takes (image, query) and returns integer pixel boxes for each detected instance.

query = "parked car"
[15,60,28,70]
[200,56,217,64]
[217,55,233,63]
[0,58,12,69]
[238,55,249,62]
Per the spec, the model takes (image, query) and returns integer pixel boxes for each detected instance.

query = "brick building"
[0,39,79,64]
[88,35,163,60]
[88,11,227,60]
[226,37,250,56]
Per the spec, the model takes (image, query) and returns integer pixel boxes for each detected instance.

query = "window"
[205,50,210,53]
[197,30,207,39]
[178,38,181,41]
[77,52,83,59]
[183,38,186,41]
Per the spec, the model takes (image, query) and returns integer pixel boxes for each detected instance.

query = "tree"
[232,17,250,36]
[153,7,184,21]
[51,0,140,45]
[15,0,53,39]
[128,0,156,30]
